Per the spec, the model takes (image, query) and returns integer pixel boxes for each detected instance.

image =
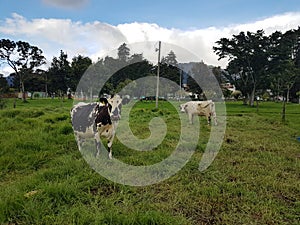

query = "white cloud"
[0,66,14,77]
[231,12,300,35]
[42,0,89,9]
[116,12,300,66]
[1,11,300,76]
[0,13,127,64]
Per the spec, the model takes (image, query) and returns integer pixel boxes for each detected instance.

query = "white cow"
[180,100,217,125]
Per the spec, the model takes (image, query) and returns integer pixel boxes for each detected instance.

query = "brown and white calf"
[180,100,217,125]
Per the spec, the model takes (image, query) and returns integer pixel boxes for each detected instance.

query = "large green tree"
[24,69,46,97]
[161,50,178,67]
[268,28,300,120]
[268,29,300,101]
[160,50,182,91]
[0,39,46,101]
[97,44,154,96]
[70,55,92,91]
[46,50,71,96]
[213,30,269,106]
[117,43,130,63]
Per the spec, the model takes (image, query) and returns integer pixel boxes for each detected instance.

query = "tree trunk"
[249,86,256,107]
[276,79,280,102]
[286,83,294,103]
[243,93,249,105]
[21,81,26,102]
[281,98,286,122]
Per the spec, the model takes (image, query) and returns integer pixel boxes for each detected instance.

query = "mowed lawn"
[0,98,299,224]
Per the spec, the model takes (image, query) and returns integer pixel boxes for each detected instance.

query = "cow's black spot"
[71,103,97,132]
[95,105,112,126]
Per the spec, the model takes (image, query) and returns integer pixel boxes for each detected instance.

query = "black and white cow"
[71,94,128,159]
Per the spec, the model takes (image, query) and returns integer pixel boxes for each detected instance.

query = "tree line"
[0,41,194,101]
[213,28,300,106]
[1,27,300,104]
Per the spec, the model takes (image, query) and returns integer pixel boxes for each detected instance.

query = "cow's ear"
[104,98,108,105]
[122,98,129,105]
[100,97,108,105]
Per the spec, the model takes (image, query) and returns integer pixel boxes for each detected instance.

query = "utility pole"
[179,69,182,101]
[45,73,48,98]
[155,41,161,108]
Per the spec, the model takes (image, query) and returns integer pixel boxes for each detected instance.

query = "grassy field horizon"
[0,98,299,224]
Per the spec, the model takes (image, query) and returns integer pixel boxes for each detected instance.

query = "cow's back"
[71,102,97,133]
[186,101,202,114]
[196,100,212,113]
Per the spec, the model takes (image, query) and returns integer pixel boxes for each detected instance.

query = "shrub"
[33,93,40,98]
[0,97,7,109]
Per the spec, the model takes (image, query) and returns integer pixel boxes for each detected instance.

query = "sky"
[1,0,300,76]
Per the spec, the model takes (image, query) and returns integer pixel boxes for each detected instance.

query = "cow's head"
[96,98,112,114]
[108,94,130,121]
[179,103,188,113]
[95,98,112,128]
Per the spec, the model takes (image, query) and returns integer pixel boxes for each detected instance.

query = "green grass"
[0,98,299,224]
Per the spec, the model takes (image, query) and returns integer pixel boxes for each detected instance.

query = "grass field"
[0,98,299,224]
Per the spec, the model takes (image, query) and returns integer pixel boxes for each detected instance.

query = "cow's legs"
[213,113,218,125]
[107,123,118,159]
[77,137,83,152]
[95,140,101,157]
[208,113,217,125]
[207,115,211,125]
[107,136,114,159]
[188,114,193,124]
[95,133,101,157]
